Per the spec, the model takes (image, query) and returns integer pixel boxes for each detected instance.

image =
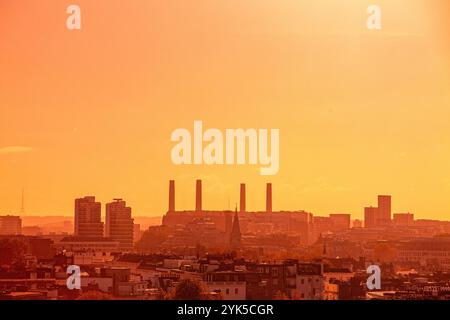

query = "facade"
[364,196,393,228]
[329,214,351,231]
[393,213,414,227]
[105,199,134,250]
[204,272,246,300]
[74,196,103,237]
[73,251,115,265]
[397,238,450,271]
[364,207,377,228]
[293,263,324,300]
[377,195,392,226]
[56,236,120,252]
[0,215,22,235]
[133,223,142,243]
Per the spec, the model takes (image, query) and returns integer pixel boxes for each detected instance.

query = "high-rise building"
[105,199,134,250]
[329,213,351,231]
[74,196,103,237]
[133,223,142,243]
[393,213,414,226]
[364,207,377,228]
[377,195,392,226]
[0,215,22,235]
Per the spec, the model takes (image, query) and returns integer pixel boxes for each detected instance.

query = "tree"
[0,238,28,266]
[76,290,112,300]
[135,226,171,252]
[373,243,396,263]
[174,279,203,300]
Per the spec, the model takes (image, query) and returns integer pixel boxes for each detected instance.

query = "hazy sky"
[0,0,449,219]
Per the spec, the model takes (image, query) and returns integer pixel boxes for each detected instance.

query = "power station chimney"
[168,180,175,212]
[195,179,202,212]
[266,183,272,213]
[240,183,246,212]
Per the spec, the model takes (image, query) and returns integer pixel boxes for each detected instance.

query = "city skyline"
[0,181,447,221]
[1,0,450,219]
[0,180,429,230]
[3,0,450,305]
[3,178,450,301]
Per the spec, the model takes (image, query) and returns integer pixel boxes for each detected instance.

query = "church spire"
[230,211,242,250]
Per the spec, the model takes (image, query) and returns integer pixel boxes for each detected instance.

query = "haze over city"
[1,0,450,219]
[1,0,450,303]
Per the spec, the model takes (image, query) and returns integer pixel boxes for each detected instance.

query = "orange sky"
[0,0,449,219]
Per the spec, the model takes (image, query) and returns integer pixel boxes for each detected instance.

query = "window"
[235,288,238,294]
[226,289,229,295]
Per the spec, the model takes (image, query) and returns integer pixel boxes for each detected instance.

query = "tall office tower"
[74,196,103,237]
[0,215,22,235]
[364,206,378,228]
[105,199,134,250]
[377,195,392,226]
[266,183,272,213]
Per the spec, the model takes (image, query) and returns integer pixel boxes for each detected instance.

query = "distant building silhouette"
[377,195,391,226]
[364,195,392,228]
[329,214,351,231]
[162,180,313,246]
[105,199,134,250]
[0,215,22,235]
[364,206,377,228]
[393,213,414,226]
[74,196,103,237]
[230,210,242,250]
